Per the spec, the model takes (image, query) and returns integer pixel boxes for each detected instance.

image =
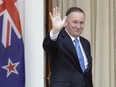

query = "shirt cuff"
[50,30,59,41]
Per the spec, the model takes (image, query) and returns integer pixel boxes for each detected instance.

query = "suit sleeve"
[43,33,58,58]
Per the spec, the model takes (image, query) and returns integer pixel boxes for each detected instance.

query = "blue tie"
[74,39,85,72]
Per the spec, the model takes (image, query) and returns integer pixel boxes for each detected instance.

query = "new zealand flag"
[0,0,25,87]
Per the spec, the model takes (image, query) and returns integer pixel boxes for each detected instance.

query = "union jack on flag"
[0,0,25,87]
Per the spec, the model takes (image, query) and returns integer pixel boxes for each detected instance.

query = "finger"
[57,7,61,16]
[49,12,53,21]
[55,7,58,16]
[53,7,55,17]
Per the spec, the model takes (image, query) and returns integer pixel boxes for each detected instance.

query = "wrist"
[51,28,61,35]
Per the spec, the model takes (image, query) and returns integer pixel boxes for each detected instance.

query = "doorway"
[45,0,52,87]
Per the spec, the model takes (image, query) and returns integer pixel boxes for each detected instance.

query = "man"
[43,7,93,87]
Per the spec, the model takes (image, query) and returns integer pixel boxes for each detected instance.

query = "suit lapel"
[80,37,92,72]
[60,29,82,70]
[80,37,92,63]
[61,29,77,58]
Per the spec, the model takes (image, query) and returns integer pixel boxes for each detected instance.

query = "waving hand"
[49,7,67,34]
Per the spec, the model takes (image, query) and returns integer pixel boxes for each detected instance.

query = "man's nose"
[76,23,81,29]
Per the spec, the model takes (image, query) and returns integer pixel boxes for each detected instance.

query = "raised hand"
[49,7,67,34]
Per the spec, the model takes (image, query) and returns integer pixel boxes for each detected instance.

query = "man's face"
[65,12,85,38]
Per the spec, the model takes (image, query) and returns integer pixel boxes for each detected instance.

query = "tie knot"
[74,39,79,45]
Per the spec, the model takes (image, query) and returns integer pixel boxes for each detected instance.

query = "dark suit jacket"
[43,28,93,87]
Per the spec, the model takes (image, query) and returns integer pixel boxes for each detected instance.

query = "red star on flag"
[2,58,20,77]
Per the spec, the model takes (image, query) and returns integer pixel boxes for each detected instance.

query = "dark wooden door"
[45,0,52,87]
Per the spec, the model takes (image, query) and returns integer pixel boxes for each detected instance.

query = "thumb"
[62,16,67,23]
[49,12,53,21]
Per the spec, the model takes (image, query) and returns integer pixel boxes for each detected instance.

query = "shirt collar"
[65,28,80,42]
